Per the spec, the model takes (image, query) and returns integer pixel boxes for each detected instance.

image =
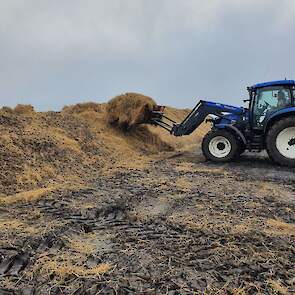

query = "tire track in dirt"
[0,154,294,294]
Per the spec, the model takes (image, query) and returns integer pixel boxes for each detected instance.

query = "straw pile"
[0,98,208,197]
[106,93,156,130]
[62,102,103,114]
[14,104,35,114]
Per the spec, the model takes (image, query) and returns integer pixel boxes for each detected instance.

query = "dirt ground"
[0,150,294,294]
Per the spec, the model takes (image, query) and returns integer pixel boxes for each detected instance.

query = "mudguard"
[215,124,247,145]
[264,107,295,132]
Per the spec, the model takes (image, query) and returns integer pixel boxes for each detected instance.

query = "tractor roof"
[249,80,295,90]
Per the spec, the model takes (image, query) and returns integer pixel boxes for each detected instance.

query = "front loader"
[149,80,295,167]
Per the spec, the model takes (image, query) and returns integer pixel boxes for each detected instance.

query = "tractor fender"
[215,124,247,145]
[264,107,295,133]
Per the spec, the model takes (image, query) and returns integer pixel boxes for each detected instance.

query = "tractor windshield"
[253,86,292,126]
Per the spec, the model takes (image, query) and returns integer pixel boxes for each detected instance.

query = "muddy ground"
[0,151,294,294]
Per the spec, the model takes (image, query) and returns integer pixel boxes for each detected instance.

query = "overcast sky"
[0,0,295,110]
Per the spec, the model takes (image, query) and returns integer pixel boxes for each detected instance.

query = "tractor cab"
[247,80,295,130]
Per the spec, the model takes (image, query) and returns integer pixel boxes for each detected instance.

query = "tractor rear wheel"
[202,130,239,162]
[266,116,295,167]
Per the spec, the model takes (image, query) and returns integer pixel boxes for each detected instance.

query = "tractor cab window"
[253,86,292,126]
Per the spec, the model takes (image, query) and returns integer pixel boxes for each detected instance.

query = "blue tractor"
[150,80,295,167]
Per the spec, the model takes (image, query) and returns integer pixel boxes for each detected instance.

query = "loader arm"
[150,100,245,136]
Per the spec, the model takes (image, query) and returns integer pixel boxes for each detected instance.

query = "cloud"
[3,0,291,57]
[0,0,294,110]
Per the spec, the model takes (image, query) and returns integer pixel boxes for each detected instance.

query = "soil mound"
[106,93,156,130]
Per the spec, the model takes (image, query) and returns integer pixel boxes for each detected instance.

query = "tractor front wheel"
[266,116,295,167]
[202,130,239,162]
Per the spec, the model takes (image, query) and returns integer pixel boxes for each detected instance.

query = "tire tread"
[266,116,295,167]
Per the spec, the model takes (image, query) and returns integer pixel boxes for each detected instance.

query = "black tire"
[237,142,246,156]
[202,129,239,162]
[266,116,295,167]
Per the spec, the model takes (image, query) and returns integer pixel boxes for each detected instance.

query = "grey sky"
[0,0,295,110]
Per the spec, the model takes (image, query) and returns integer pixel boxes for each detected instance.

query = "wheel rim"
[276,127,295,159]
[208,136,232,158]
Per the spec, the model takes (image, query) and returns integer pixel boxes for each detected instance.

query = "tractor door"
[251,86,292,129]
